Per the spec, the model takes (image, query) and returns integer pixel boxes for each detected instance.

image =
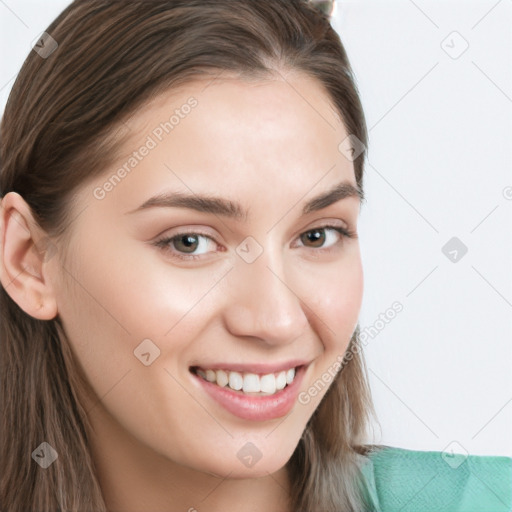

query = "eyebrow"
[125,180,364,220]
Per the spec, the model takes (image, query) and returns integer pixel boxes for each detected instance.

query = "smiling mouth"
[190,365,301,396]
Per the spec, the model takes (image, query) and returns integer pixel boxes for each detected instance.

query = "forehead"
[76,71,357,222]
[122,70,347,153]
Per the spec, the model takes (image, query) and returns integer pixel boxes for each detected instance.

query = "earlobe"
[0,192,58,320]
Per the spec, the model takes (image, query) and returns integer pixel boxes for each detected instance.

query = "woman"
[0,1,510,511]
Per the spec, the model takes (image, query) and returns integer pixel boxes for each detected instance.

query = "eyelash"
[153,224,357,262]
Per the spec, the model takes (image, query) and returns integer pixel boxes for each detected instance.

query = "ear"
[0,192,58,320]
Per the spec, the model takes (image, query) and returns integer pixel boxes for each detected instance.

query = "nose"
[222,249,309,346]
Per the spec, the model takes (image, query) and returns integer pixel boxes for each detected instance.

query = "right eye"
[153,231,219,261]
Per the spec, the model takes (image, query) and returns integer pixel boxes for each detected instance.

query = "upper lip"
[190,359,310,374]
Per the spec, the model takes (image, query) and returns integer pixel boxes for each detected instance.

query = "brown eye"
[173,234,200,253]
[153,231,217,260]
[296,225,354,252]
[300,228,326,248]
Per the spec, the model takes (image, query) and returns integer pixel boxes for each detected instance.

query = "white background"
[1,0,511,457]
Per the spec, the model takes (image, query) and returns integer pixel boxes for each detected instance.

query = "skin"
[0,70,364,512]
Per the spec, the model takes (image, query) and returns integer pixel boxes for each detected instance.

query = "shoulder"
[358,445,512,512]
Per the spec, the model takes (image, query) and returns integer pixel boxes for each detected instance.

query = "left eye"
[297,226,346,249]
[153,225,353,261]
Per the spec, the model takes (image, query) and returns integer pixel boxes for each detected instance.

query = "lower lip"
[191,366,306,421]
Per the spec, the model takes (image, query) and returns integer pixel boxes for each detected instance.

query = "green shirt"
[360,446,512,511]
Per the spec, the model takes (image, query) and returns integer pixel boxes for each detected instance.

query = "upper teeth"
[196,367,296,395]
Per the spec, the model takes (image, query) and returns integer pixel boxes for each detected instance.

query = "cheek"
[61,233,225,339]
[55,247,234,458]
[55,239,231,399]
[292,257,363,414]
[304,255,363,349]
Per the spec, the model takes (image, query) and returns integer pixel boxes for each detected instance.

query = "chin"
[217,460,288,480]
[188,448,293,480]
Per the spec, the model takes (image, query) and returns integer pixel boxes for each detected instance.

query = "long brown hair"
[0,1,379,510]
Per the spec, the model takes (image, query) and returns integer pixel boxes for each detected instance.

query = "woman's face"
[51,71,364,480]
